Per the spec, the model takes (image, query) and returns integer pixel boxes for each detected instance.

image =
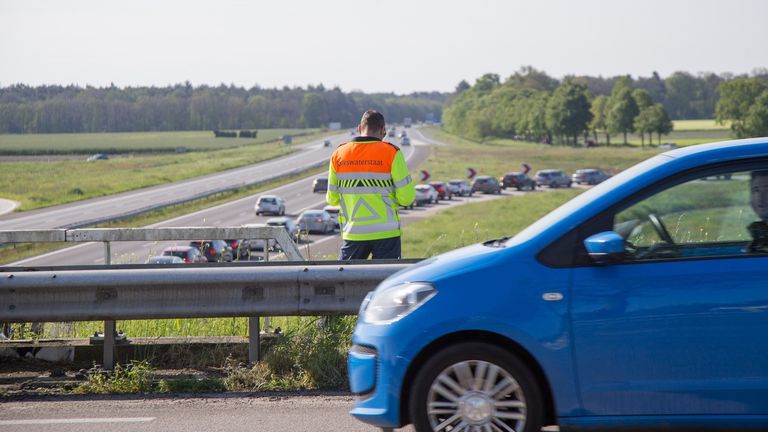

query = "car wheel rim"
[427,360,526,431]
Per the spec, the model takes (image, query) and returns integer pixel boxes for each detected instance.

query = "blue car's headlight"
[361,282,436,324]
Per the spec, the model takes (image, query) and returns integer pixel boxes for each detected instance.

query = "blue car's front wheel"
[408,342,543,432]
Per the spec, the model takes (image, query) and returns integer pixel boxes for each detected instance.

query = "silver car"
[414,184,439,205]
[571,168,611,185]
[535,169,572,188]
[323,205,341,229]
[296,210,336,234]
[145,255,183,264]
[255,195,286,216]
[447,179,472,197]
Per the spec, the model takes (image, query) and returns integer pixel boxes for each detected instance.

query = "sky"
[1,0,767,94]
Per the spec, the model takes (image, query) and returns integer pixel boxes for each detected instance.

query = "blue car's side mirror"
[584,231,626,264]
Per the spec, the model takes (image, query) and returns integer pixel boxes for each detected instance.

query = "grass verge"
[1,129,329,211]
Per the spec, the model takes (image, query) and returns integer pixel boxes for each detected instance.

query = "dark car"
[471,175,501,194]
[224,239,251,260]
[313,177,328,193]
[161,246,207,263]
[428,181,453,200]
[189,240,233,262]
[500,172,536,191]
[572,168,611,185]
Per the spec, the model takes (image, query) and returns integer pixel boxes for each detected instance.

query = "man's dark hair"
[752,170,768,180]
[360,109,385,132]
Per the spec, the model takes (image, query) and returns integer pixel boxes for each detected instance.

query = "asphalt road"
[9,130,427,266]
[0,132,350,231]
[0,394,415,432]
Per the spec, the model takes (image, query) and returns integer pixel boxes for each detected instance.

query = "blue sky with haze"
[1,0,766,93]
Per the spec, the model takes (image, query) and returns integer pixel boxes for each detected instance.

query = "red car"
[428,181,453,200]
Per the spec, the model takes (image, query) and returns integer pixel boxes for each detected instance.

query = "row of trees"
[0,83,445,134]
[715,77,768,138]
[443,69,673,146]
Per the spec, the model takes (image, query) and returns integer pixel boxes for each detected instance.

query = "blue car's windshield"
[505,154,672,247]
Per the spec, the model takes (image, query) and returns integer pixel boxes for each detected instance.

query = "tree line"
[0,83,445,134]
[443,67,768,145]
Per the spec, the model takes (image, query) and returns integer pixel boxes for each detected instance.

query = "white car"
[255,195,286,216]
[414,184,439,206]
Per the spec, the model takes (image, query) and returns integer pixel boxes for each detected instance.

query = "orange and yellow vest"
[326,137,415,241]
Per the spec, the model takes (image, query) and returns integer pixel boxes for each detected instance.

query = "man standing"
[326,110,415,259]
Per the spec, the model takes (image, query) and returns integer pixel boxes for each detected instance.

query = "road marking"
[0,417,155,425]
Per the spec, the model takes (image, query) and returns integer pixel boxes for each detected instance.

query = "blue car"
[348,138,768,431]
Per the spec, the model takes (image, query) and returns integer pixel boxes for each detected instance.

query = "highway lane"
[10,130,427,266]
[0,132,350,231]
[0,394,410,432]
[0,393,559,432]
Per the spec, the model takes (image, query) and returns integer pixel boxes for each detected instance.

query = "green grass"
[672,119,729,131]
[403,190,582,257]
[0,130,329,211]
[0,129,320,155]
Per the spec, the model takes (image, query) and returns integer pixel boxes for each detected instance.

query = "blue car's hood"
[378,242,507,291]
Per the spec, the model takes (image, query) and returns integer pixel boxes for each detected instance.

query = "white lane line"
[0,417,155,425]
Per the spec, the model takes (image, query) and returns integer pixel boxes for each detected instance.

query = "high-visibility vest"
[326,137,415,241]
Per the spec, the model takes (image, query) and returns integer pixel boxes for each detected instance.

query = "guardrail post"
[248,316,260,364]
[103,241,116,370]
[104,320,116,370]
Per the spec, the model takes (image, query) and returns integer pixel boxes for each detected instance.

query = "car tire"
[408,342,544,432]
[256,211,261,216]
[517,186,522,191]
[550,182,557,188]
[567,182,572,188]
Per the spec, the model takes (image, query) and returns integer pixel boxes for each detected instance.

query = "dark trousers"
[340,237,401,260]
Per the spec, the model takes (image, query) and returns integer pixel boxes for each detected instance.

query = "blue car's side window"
[614,169,765,261]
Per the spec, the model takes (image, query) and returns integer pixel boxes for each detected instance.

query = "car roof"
[164,246,195,251]
[537,169,560,174]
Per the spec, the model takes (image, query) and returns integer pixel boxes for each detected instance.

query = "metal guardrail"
[0,226,304,261]
[0,262,412,322]
[0,261,414,369]
[0,227,417,368]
